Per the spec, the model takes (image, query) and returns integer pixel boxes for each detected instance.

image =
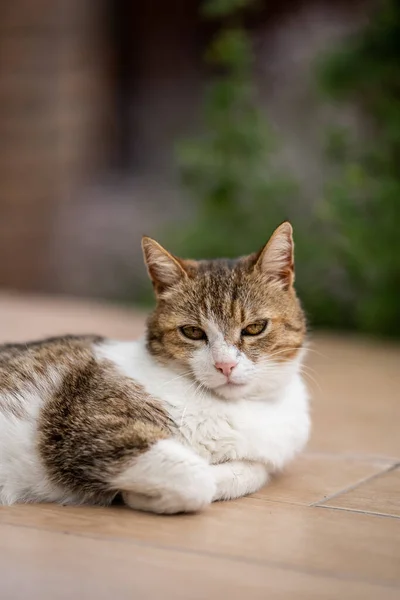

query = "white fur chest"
[96,340,311,470]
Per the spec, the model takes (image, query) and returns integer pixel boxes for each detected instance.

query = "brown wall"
[0,0,110,291]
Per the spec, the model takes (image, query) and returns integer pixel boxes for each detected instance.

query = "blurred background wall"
[0,0,398,336]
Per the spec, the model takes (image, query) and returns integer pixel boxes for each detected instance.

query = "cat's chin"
[212,381,250,401]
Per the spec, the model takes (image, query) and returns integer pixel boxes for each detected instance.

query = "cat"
[0,222,310,514]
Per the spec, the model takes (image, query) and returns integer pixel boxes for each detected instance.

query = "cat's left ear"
[253,222,294,289]
[142,237,189,294]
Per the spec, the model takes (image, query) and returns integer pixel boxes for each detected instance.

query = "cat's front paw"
[204,442,239,464]
[211,461,269,502]
[122,466,215,515]
[119,439,217,515]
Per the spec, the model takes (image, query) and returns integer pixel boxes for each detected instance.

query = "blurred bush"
[166,0,301,259]
[316,0,400,337]
[162,0,400,338]
[172,5,296,260]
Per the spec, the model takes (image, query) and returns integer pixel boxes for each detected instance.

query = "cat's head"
[143,223,306,400]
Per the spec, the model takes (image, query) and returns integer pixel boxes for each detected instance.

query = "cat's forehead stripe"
[197,276,243,327]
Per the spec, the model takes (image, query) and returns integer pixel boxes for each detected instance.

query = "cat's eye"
[180,325,207,341]
[241,320,268,337]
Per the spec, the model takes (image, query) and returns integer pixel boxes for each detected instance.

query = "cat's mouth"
[217,380,247,389]
[212,379,250,400]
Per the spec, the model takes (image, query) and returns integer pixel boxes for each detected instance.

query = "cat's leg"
[211,461,269,502]
[111,438,216,514]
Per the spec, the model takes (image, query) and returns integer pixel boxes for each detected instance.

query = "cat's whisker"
[260,361,321,392]
[179,401,190,430]
[299,368,323,393]
[178,384,198,430]
[304,344,330,359]
[264,346,329,361]
[130,370,196,408]
[179,380,207,431]
[299,363,320,377]
[265,347,304,359]
[261,358,320,380]
[257,361,322,394]
[189,382,208,442]
[160,371,193,387]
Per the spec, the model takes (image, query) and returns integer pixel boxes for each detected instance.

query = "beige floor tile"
[306,334,400,458]
[254,453,394,505]
[1,523,398,600]
[1,500,399,585]
[319,466,400,517]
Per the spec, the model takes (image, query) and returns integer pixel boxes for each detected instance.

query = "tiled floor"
[0,293,399,600]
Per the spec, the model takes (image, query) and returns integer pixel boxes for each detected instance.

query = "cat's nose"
[214,361,237,378]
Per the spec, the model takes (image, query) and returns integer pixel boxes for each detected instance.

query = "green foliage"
[315,0,400,336]
[170,1,296,261]
[201,0,255,18]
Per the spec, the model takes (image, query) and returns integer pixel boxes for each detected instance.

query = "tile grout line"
[314,504,400,520]
[302,451,400,464]
[310,462,400,507]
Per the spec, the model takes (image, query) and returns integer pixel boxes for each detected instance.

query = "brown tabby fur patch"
[0,336,173,503]
[147,257,306,367]
[0,335,102,417]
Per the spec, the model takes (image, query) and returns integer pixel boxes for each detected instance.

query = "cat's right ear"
[142,237,187,294]
[251,222,295,289]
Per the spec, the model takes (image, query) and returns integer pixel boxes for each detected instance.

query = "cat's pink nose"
[214,361,237,378]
